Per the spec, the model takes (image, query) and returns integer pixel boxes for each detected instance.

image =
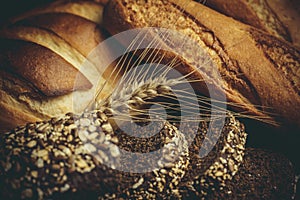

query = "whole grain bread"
[179,148,296,199]
[103,0,300,129]
[205,0,300,48]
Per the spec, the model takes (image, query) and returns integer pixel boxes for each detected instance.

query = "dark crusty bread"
[103,0,300,129]
[266,0,300,48]
[107,114,247,199]
[0,110,191,199]
[205,0,300,48]
[0,108,249,199]
[179,148,296,199]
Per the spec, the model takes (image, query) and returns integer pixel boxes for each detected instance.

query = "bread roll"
[0,1,120,131]
[0,109,248,199]
[0,110,189,199]
[103,0,300,129]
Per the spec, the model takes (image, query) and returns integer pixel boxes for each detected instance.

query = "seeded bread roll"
[0,111,189,199]
[0,69,248,199]
[103,0,300,129]
[0,108,249,199]
[106,114,248,199]
[0,0,120,132]
[178,148,296,200]
[205,0,300,48]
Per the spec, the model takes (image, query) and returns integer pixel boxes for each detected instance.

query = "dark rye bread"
[97,109,248,199]
[0,108,249,199]
[178,148,296,200]
[0,110,190,200]
[103,0,300,129]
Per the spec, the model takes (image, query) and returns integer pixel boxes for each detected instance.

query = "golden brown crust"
[10,0,105,25]
[205,0,267,30]
[0,68,108,132]
[0,71,42,131]
[103,0,300,128]
[0,100,41,132]
[17,12,107,57]
[266,0,300,48]
[1,40,92,96]
[0,1,120,131]
[205,0,292,42]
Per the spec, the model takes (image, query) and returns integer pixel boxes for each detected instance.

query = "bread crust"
[16,12,108,56]
[205,0,300,47]
[10,0,105,25]
[266,0,300,48]
[0,2,120,131]
[1,40,92,96]
[103,0,300,128]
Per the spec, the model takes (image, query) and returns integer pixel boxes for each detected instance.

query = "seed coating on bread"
[0,109,191,199]
[177,148,296,200]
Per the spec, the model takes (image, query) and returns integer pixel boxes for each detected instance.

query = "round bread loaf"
[0,110,190,199]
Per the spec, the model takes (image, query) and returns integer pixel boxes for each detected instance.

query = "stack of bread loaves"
[0,0,299,199]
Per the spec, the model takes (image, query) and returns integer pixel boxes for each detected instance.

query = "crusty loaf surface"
[10,0,105,25]
[266,0,300,48]
[204,0,292,42]
[0,110,190,199]
[0,106,250,199]
[103,0,300,129]
[0,68,99,132]
[205,0,300,48]
[178,148,296,199]
[0,1,120,131]
[16,12,108,57]
[0,40,92,96]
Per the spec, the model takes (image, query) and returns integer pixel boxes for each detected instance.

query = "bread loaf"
[0,108,248,199]
[178,148,296,199]
[205,0,300,48]
[0,111,188,200]
[0,0,120,132]
[103,0,300,129]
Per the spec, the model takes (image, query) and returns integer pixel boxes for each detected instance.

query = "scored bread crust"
[0,69,95,132]
[17,12,108,57]
[0,1,120,131]
[205,0,300,48]
[204,0,292,42]
[266,0,300,48]
[103,0,300,129]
